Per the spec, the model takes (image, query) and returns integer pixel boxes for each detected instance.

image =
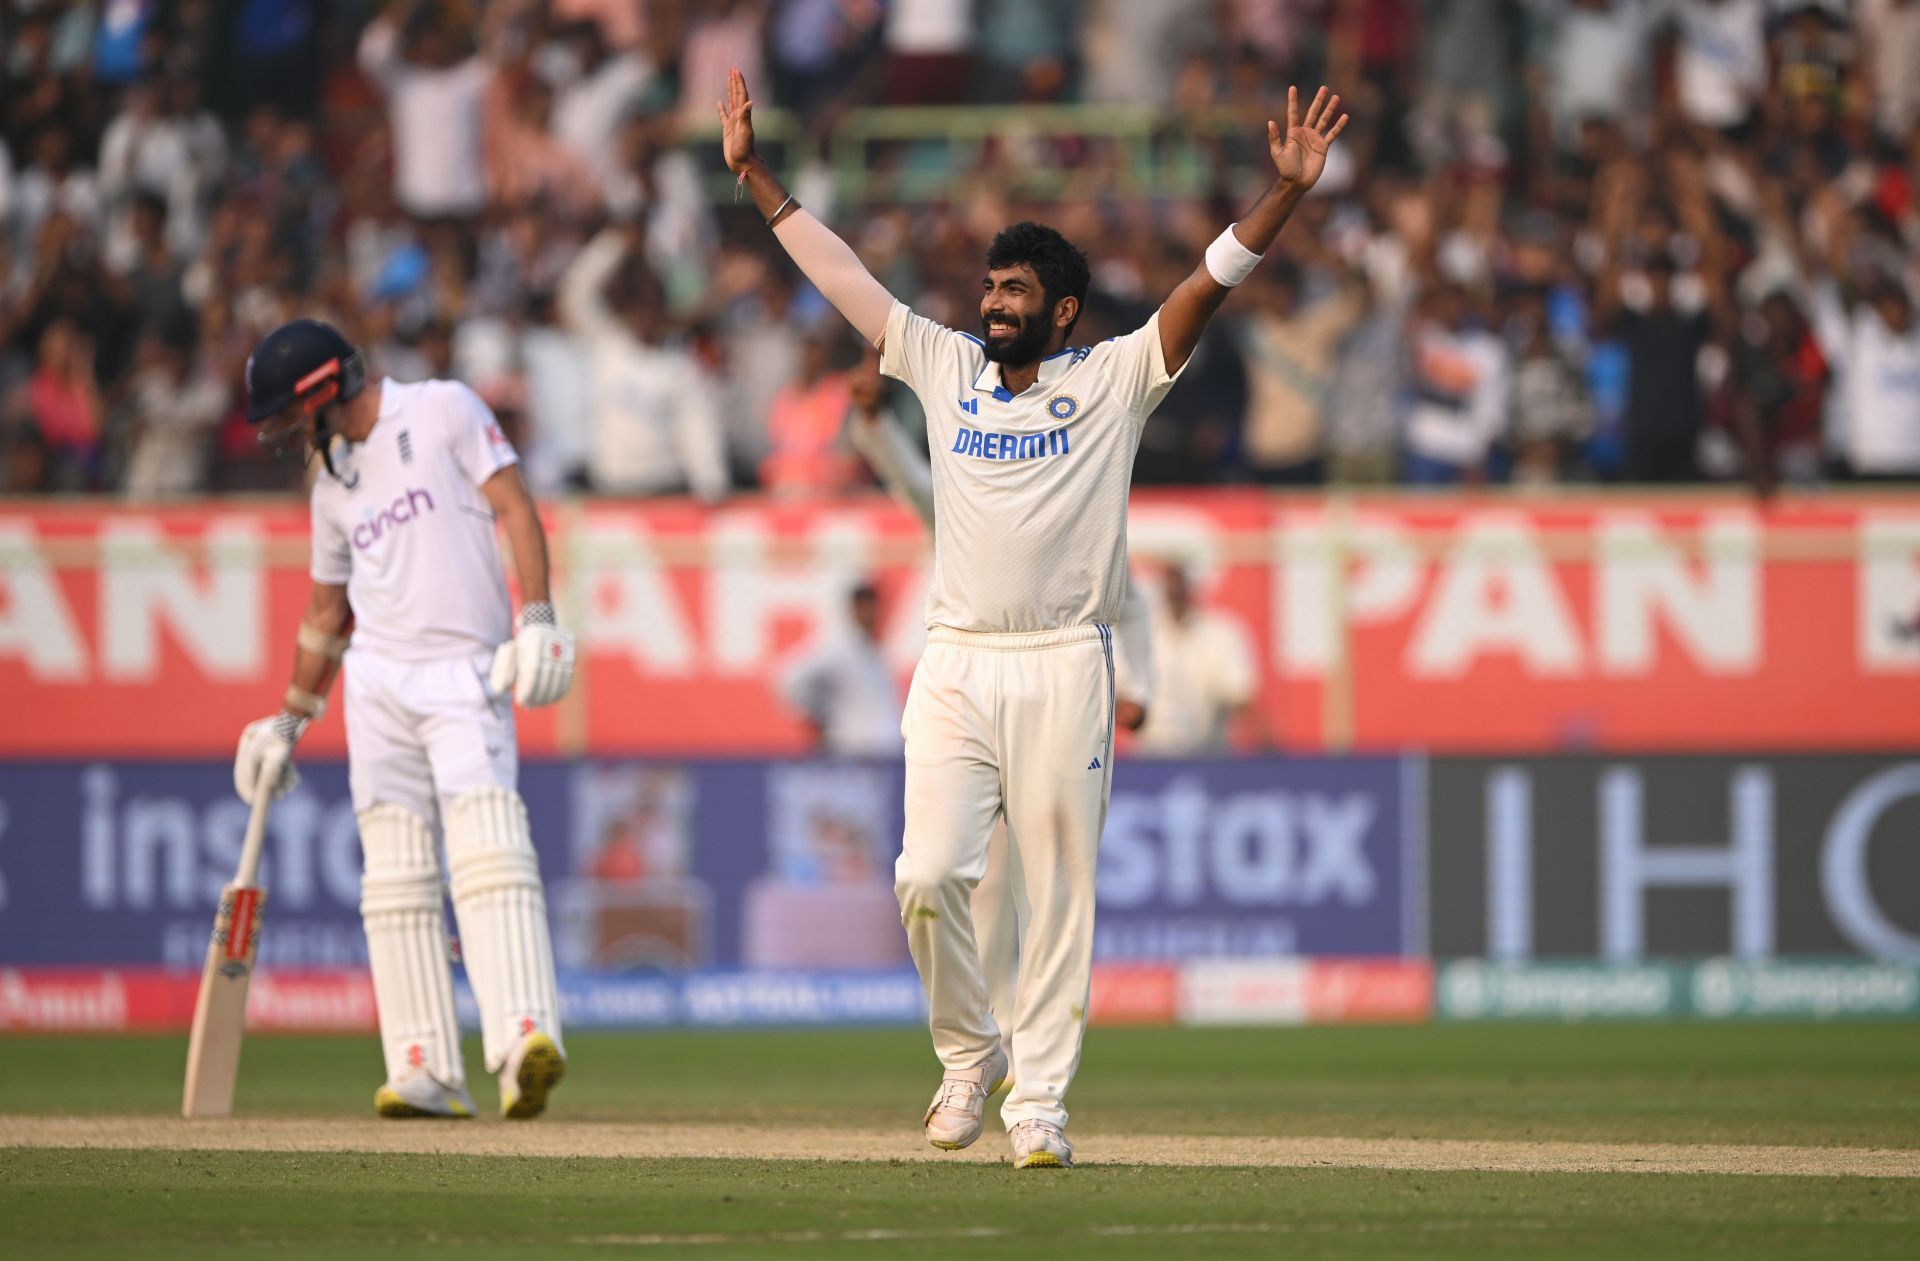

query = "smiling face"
[979,263,1073,366]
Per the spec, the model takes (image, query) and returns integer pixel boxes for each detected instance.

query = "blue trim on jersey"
[968,342,1088,400]
[1096,621,1115,751]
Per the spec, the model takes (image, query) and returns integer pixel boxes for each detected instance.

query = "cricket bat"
[181,773,274,1119]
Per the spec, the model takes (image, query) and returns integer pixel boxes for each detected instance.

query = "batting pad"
[445,787,563,1073]
[358,804,463,1088]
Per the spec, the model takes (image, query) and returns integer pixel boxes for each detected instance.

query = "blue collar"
[970,344,1081,400]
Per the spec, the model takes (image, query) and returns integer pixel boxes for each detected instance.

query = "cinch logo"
[950,426,1070,461]
[352,487,436,550]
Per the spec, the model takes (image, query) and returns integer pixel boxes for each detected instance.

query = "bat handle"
[234,765,275,887]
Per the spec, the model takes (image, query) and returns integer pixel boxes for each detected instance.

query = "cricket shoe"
[1009,1119,1073,1169]
[374,1070,476,1119]
[923,1045,1010,1151]
[500,1029,567,1120]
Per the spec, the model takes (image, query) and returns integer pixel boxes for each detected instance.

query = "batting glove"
[234,710,308,805]
[489,601,576,707]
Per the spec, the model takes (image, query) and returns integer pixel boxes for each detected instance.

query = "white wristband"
[1204,224,1263,287]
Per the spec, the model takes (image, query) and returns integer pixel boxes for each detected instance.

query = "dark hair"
[985,222,1091,338]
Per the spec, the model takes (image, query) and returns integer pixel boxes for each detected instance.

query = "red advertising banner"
[3,492,1917,755]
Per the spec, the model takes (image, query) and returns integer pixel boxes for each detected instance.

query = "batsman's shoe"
[374,1070,476,1119]
[923,1046,1010,1151]
[500,1029,567,1120]
[1010,1119,1074,1169]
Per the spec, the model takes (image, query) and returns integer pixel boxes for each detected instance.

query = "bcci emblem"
[1046,394,1079,421]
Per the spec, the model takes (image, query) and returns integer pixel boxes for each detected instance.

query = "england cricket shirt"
[309,378,516,661]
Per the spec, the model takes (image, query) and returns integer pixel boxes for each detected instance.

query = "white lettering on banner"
[100,521,262,680]
[0,969,127,1030]
[1596,516,1759,675]
[1599,766,1774,960]
[1486,767,1532,960]
[0,523,88,679]
[710,513,872,672]
[578,522,695,672]
[1275,515,1421,672]
[1098,776,1377,910]
[1410,517,1584,676]
[75,765,361,911]
[1821,764,1920,960]
[1279,513,1765,679]
[1860,516,1920,673]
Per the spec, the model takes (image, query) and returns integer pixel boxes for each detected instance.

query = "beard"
[980,310,1051,365]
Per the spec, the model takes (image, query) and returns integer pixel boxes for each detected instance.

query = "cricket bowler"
[719,68,1347,1166]
[846,371,1156,1069]
[231,318,573,1119]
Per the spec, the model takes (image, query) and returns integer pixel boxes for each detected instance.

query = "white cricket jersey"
[310,378,516,662]
[879,301,1184,633]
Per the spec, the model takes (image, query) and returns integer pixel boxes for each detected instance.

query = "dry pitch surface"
[5,1026,1918,1259]
[5,1114,1918,1178]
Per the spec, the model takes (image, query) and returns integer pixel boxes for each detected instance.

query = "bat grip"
[235,766,274,887]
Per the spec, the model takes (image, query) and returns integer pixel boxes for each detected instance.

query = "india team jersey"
[879,301,1184,633]
[310,378,516,661]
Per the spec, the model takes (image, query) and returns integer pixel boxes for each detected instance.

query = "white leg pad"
[444,786,563,1073]
[358,804,463,1088]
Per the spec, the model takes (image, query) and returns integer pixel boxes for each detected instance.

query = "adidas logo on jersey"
[957,397,979,415]
[1087,756,1102,770]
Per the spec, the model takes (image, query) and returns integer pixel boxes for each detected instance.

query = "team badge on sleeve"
[1047,395,1079,420]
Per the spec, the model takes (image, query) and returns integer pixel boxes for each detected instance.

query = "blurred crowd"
[2,0,1918,499]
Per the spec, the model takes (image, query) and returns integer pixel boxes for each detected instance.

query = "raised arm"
[718,68,895,347]
[1158,86,1349,374]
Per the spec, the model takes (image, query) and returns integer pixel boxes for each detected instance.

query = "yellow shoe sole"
[1016,1152,1068,1169]
[374,1086,473,1119]
[502,1033,566,1120]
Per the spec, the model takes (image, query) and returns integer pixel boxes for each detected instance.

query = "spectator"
[558,225,727,500]
[1236,263,1366,483]
[122,323,230,499]
[762,326,860,496]
[881,0,974,105]
[778,581,904,757]
[1809,271,1920,478]
[357,1,495,223]
[1722,289,1828,492]
[1401,281,1511,484]
[678,0,770,127]
[27,318,103,488]
[546,18,655,190]
[1670,0,1768,134]
[1594,253,1715,482]
[1859,0,1920,144]
[1136,565,1260,755]
[1508,290,1595,486]
[1537,0,1650,149]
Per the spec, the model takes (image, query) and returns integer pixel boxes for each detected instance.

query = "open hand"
[1270,86,1349,190]
[717,66,757,175]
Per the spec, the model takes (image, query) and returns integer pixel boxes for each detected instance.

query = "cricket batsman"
[719,68,1347,1166]
[231,319,573,1119]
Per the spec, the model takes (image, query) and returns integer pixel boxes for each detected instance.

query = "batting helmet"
[245,319,366,425]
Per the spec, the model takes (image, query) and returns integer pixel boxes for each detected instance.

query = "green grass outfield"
[4,1024,1918,1258]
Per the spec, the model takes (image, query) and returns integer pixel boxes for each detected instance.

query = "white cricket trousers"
[896,623,1114,1132]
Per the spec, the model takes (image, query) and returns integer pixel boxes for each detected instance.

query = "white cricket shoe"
[500,1029,567,1120]
[1010,1119,1073,1169]
[373,1070,476,1119]
[922,1045,1010,1151]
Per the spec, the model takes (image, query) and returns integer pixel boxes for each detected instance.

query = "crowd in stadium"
[2,0,1917,499]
